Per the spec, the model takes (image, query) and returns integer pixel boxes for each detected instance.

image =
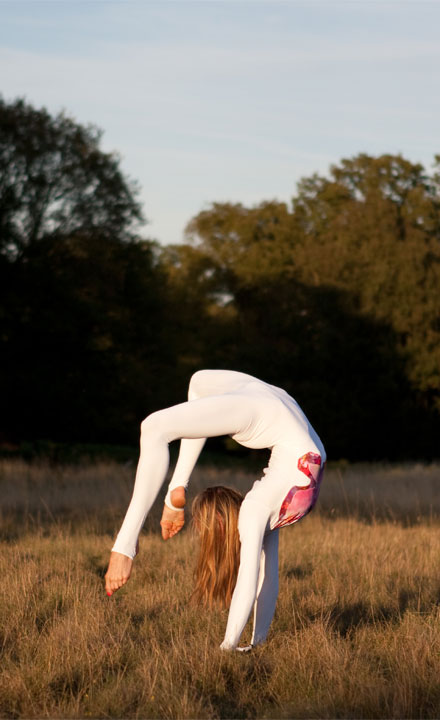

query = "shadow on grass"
[309,591,439,637]
[285,564,313,580]
[326,601,395,636]
[198,657,277,719]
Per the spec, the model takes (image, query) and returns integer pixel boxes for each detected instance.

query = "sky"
[0,0,439,246]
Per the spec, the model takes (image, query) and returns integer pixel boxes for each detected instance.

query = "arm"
[220,497,271,649]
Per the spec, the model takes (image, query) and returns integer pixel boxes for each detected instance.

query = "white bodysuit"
[112,370,326,649]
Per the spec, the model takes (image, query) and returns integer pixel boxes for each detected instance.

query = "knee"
[188,370,206,400]
[140,410,166,439]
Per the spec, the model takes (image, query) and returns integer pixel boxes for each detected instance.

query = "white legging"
[112,393,256,558]
[112,370,325,648]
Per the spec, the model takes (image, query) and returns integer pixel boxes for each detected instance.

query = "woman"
[105,370,326,650]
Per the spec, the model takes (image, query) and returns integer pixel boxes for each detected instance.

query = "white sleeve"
[220,496,272,649]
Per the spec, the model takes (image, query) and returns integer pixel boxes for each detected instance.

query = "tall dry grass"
[0,459,439,718]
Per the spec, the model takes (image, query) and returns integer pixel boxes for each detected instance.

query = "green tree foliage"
[0,97,143,260]
[1,95,438,459]
[292,154,440,410]
[164,154,440,459]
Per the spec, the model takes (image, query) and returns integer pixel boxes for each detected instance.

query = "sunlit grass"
[1,459,439,718]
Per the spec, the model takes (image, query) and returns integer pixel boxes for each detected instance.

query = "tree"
[0,97,143,260]
[292,154,440,416]
[0,98,171,446]
[169,154,440,459]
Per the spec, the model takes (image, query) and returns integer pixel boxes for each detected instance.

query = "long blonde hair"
[191,486,243,609]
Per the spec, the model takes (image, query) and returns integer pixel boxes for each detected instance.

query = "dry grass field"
[0,458,440,719]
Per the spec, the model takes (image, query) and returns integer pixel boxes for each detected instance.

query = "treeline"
[1,98,439,460]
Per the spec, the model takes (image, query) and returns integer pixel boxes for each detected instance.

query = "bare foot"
[160,487,186,540]
[105,551,133,596]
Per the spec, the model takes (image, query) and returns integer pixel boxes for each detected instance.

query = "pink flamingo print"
[274,452,324,529]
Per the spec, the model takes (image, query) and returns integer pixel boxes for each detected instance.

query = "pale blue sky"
[0,0,439,245]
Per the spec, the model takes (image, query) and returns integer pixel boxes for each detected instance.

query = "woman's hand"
[160,487,186,540]
[105,551,133,596]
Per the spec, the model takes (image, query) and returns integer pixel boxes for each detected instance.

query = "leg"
[111,394,254,559]
[251,529,279,646]
[164,370,261,507]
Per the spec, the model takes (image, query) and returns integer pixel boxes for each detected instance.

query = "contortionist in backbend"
[105,369,326,651]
